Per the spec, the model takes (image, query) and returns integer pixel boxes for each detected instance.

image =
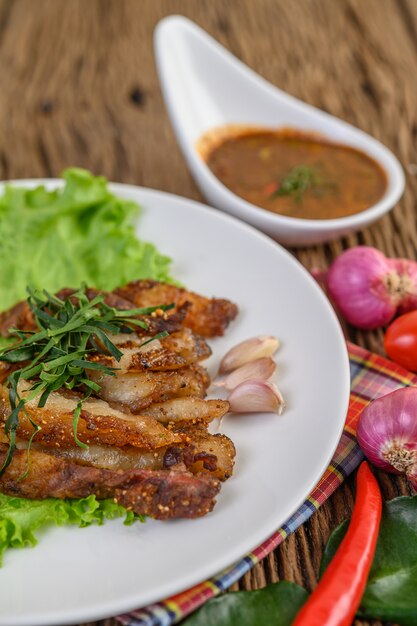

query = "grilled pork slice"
[90,365,210,413]
[0,381,181,450]
[0,299,33,337]
[0,444,220,519]
[0,362,13,385]
[171,423,236,481]
[141,398,229,424]
[115,280,238,337]
[91,328,211,373]
[162,329,212,362]
[37,442,169,472]
[36,422,235,481]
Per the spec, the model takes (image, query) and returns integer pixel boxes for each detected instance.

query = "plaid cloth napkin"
[117,342,417,626]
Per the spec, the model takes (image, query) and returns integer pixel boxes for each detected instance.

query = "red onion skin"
[327,247,398,329]
[357,387,417,481]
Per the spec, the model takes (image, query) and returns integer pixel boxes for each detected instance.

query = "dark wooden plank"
[0,1,414,625]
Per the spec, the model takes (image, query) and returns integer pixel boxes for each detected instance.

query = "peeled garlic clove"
[228,380,285,415]
[224,357,277,391]
[219,335,280,374]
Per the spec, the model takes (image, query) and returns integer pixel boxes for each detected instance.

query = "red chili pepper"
[263,181,279,196]
[292,461,382,626]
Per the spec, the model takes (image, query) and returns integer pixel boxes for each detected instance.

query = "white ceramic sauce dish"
[154,15,405,247]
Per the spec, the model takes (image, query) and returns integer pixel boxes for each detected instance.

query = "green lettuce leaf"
[0,167,173,313]
[320,495,417,626]
[0,168,165,562]
[182,581,308,626]
[0,492,143,565]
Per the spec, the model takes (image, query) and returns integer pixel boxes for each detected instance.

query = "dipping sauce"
[204,128,387,220]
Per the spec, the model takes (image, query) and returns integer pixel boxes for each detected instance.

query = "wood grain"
[0,1,415,624]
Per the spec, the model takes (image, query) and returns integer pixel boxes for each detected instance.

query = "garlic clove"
[224,357,277,391]
[228,379,285,415]
[219,335,280,374]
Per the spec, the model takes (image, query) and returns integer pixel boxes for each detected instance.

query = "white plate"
[0,181,350,626]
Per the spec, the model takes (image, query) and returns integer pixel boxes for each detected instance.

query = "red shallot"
[357,387,417,488]
[326,247,417,329]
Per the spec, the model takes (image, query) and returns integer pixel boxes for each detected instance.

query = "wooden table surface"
[1,1,415,624]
